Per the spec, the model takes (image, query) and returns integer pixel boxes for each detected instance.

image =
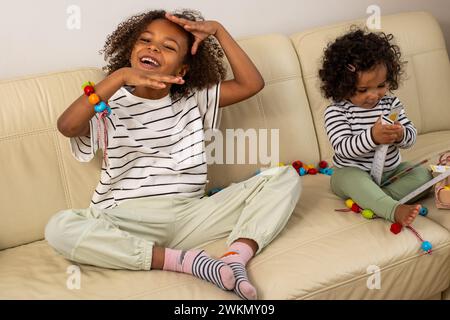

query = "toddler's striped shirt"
[324,95,417,172]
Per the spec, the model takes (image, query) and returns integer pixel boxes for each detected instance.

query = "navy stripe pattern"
[191,251,229,291]
[69,84,221,209]
[324,95,417,172]
[228,262,252,300]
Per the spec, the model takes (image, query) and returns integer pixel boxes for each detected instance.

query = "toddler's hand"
[393,121,404,143]
[165,12,220,55]
[119,67,184,89]
[371,117,403,145]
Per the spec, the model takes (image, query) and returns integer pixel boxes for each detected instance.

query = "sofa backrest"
[207,34,319,189]
[2,11,448,250]
[0,68,105,249]
[291,11,450,163]
[0,34,319,249]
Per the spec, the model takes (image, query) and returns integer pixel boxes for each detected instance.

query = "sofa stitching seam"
[51,131,72,209]
[264,75,301,85]
[257,91,267,128]
[410,55,424,133]
[0,128,55,142]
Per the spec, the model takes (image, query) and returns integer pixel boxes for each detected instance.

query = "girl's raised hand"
[120,67,184,89]
[165,12,219,55]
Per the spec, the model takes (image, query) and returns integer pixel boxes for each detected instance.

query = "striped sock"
[163,249,235,291]
[221,242,257,300]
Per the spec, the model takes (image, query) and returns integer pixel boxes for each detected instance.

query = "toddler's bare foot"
[394,204,421,226]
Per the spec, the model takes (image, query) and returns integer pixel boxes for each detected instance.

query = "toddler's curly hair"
[100,9,226,99]
[319,27,405,102]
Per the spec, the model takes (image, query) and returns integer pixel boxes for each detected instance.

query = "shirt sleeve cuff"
[365,126,378,150]
[395,126,408,147]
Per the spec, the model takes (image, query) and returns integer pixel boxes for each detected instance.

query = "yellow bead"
[81,81,95,90]
[307,164,314,169]
[362,209,375,219]
[444,186,450,190]
[88,93,101,105]
[345,199,354,209]
[278,162,285,167]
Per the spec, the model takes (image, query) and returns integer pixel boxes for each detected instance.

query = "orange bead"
[88,93,100,105]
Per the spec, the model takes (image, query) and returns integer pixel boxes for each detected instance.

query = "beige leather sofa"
[1,11,449,300]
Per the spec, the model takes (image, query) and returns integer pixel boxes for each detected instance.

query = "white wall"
[1,0,449,80]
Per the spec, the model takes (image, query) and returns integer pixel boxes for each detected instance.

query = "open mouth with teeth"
[140,56,161,69]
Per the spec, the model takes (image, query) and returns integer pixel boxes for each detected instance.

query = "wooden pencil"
[380,159,428,187]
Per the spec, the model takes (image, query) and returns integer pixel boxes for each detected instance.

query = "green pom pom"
[361,209,375,219]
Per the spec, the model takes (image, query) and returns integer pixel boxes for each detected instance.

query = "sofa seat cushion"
[401,131,450,163]
[0,175,448,299]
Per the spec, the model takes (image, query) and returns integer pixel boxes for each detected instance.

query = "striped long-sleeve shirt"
[70,83,221,209]
[324,95,417,172]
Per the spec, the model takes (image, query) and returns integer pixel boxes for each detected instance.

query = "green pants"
[45,166,301,270]
[331,162,433,221]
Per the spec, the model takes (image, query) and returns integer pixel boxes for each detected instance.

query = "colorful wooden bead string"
[82,81,111,166]
[390,222,432,254]
[336,199,432,254]
[260,160,334,176]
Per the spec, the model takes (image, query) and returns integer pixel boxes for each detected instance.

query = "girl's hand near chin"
[119,67,185,89]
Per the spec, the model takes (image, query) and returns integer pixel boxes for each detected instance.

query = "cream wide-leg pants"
[45,166,301,270]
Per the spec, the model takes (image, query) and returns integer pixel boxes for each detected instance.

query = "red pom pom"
[319,160,328,169]
[351,203,361,213]
[308,168,318,175]
[292,160,303,170]
[84,85,95,96]
[390,223,402,234]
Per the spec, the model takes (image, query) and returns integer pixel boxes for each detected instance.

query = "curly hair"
[318,27,405,102]
[100,9,226,99]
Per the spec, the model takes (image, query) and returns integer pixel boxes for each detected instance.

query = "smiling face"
[130,18,190,78]
[349,63,389,109]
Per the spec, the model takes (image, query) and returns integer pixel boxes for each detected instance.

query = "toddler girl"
[319,29,432,226]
